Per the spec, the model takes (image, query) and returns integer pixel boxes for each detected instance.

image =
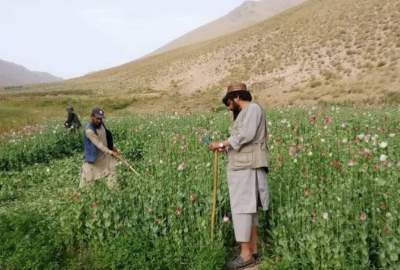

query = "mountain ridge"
[152,0,307,55]
[71,0,399,108]
[1,0,399,131]
[0,59,62,87]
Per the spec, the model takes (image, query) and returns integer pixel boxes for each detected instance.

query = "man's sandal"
[226,256,256,270]
[252,253,261,264]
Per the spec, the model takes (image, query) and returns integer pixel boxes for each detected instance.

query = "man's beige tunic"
[227,102,269,214]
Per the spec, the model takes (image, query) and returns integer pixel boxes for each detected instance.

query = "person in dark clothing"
[64,106,82,131]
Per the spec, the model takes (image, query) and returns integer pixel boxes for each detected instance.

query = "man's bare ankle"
[240,253,253,261]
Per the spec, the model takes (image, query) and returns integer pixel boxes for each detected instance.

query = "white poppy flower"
[357,133,365,140]
[379,142,388,149]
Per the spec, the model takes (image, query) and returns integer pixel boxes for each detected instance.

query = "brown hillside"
[1,0,399,131]
[74,0,400,107]
[152,0,307,55]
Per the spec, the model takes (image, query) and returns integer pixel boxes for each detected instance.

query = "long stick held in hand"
[210,150,219,240]
[114,154,141,176]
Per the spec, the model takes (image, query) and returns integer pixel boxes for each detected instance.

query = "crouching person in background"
[64,105,82,132]
[80,107,119,189]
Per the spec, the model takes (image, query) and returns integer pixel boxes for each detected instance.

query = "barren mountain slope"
[3,0,400,116]
[0,59,62,87]
[69,0,400,107]
[153,0,307,55]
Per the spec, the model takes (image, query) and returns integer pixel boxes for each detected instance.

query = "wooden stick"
[211,151,219,240]
[114,154,141,176]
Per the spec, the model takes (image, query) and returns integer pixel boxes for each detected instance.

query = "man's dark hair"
[222,90,252,106]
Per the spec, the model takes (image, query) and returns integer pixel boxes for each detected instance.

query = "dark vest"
[83,123,113,163]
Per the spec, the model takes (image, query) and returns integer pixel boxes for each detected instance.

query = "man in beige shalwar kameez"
[209,83,269,270]
[80,107,119,189]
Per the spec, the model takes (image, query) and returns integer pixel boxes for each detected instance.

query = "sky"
[0,0,247,79]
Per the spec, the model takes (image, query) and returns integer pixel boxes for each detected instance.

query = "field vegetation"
[1,106,399,269]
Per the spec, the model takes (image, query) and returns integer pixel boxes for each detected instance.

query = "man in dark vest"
[80,107,119,189]
[64,106,82,132]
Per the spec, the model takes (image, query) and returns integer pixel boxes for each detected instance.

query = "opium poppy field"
[0,106,399,269]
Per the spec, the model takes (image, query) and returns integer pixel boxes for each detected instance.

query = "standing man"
[64,106,82,132]
[80,107,119,189]
[208,83,269,270]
